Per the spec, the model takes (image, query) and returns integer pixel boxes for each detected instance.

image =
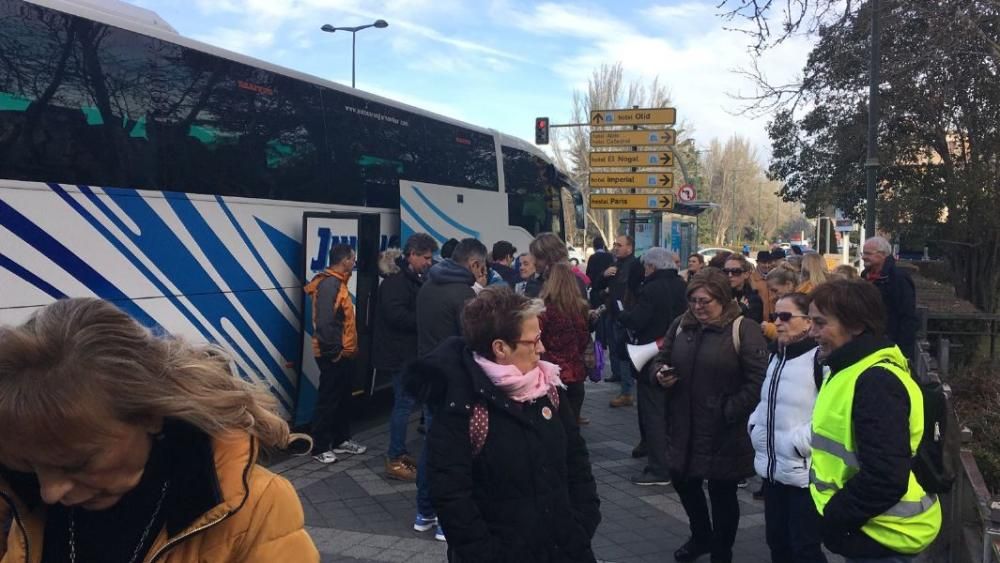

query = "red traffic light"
[535,116,550,145]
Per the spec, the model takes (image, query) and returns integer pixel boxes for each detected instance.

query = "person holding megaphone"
[617,247,687,486]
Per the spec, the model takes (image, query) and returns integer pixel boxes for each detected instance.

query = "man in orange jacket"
[304,243,367,464]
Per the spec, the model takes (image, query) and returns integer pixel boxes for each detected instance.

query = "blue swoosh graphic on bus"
[255,217,301,275]
[399,197,448,243]
[410,185,480,238]
[74,186,298,399]
[0,253,66,300]
[0,197,161,330]
[215,196,297,313]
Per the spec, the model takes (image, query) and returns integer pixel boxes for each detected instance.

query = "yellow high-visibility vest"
[810,345,941,554]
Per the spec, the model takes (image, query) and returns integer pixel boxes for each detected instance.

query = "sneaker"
[434,524,446,542]
[737,478,749,488]
[385,457,417,481]
[333,440,367,455]
[631,471,671,486]
[312,450,338,464]
[609,394,634,408]
[413,513,437,532]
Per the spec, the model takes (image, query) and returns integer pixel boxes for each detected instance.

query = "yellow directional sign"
[590,172,674,190]
[590,151,673,168]
[591,108,676,126]
[590,193,675,210]
[590,129,676,147]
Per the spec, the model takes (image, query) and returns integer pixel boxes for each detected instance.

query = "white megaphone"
[627,338,663,372]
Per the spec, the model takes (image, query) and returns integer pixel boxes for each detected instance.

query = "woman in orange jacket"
[0,298,319,562]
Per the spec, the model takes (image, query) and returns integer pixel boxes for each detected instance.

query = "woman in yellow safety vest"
[807,280,940,562]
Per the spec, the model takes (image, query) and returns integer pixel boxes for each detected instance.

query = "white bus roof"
[25,0,546,158]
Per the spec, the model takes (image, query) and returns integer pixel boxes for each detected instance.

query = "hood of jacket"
[378,248,403,277]
[428,259,475,286]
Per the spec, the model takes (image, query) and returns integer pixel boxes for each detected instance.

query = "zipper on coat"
[765,352,786,482]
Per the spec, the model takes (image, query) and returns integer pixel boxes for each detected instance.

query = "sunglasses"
[722,268,746,276]
[769,312,809,322]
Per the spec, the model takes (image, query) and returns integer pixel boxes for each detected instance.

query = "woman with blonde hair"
[797,253,828,293]
[539,262,592,424]
[0,298,318,562]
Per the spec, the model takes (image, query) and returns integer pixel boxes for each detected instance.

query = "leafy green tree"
[728,0,1000,312]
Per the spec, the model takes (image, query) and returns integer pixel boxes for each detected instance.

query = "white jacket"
[748,339,825,488]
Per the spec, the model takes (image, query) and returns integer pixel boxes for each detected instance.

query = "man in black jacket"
[585,236,615,307]
[619,247,688,486]
[375,233,438,481]
[862,237,918,360]
[412,237,488,541]
[490,240,519,286]
[591,235,645,406]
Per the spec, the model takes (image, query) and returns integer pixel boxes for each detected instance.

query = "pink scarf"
[474,354,564,402]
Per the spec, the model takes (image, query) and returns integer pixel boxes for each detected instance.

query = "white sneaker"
[333,440,367,455]
[312,450,338,464]
[434,524,446,542]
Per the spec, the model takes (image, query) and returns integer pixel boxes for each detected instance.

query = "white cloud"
[504,2,812,160]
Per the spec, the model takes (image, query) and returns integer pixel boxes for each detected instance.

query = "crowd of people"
[0,227,935,563]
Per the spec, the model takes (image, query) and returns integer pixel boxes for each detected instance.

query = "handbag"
[583,335,597,371]
[589,339,605,382]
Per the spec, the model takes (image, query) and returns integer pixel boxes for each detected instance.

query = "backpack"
[912,378,956,494]
[469,386,561,456]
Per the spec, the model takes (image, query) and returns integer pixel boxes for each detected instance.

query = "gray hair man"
[861,236,918,359]
[618,246,688,485]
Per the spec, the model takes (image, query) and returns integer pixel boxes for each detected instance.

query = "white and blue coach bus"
[0,0,585,424]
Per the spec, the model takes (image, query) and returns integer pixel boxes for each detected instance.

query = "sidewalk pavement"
[272,379,846,563]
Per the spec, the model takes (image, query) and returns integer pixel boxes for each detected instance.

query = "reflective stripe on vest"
[809,345,941,554]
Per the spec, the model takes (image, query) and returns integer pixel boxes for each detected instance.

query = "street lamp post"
[320,19,388,88]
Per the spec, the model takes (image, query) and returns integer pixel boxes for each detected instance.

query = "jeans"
[672,475,740,561]
[610,322,634,395]
[387,369,417,460]
[763,480,827,563]
[416,408,435,517]
[311,356,355,452]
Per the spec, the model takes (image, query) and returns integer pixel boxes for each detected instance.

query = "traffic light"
[535,117,549,145]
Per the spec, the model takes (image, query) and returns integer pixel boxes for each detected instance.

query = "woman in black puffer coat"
[649,269,768,563]
[412,287,601,563]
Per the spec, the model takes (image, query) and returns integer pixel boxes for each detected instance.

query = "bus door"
[296,212,380,427]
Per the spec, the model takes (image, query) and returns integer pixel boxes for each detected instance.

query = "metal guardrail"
[912,335,1000,563]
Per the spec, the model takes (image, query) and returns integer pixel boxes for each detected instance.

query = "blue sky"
[126,0,814,161]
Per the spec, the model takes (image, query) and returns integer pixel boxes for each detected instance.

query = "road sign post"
[590,194,675,210]
[589,151,673,168]
[590,108,676,126]
[589,172,674,190]
[590,129,676,147]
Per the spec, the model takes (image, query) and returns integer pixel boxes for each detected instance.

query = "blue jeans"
[613,355,635,395]
[416,408,435,517]
[386,370,417,460]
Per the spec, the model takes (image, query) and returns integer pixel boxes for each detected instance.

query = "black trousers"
[672,475,740,561]
[636,374,669,477]
[764,480,828,563]
[565,381,586,418]
[311,356,355,452]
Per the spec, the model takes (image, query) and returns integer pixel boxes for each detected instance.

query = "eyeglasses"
[512,332,543,347]
[769,312,809,322]
[722,268,745,276]
[688,297,715,307]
